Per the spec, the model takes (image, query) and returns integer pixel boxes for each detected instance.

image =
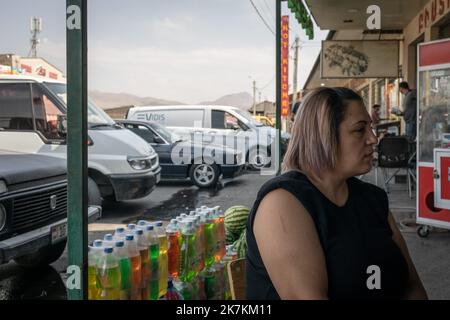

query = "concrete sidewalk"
[361,167,450,300]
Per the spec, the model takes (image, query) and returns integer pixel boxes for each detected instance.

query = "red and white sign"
[281,16,289,117]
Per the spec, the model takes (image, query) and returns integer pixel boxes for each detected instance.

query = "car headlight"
[127,157,152,170]
[0,203,6,232]
[0,180,7,195]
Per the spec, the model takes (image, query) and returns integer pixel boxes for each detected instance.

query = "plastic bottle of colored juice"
[113,227,126,241]
[213,206,226,261]
[114,240,132,300]
[194,215,205,272]
[208,207,221,263]
[202,266,216,300]
[96,247,121,300]
[124,234,142,300]
[143,224,159,300]
[166,219,180,279]
[184,218,198,275]
[135,228,150,300]
[189,216,202,274]
[88,243,103,300]
[155,221,168,297]
[203,211,216,268]
[179,220,197,282]
[188,217,202,275]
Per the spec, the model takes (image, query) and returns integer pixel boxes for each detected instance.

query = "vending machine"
[416,38,450,237]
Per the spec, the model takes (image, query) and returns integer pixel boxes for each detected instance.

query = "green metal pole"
[276,0,282,175]
[66,0,88,300]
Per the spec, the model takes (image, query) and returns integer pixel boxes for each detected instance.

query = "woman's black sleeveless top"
[246,170,409,300]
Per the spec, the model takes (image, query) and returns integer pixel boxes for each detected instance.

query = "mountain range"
[90,90,254,112]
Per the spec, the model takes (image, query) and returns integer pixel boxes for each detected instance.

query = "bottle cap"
[155,221,163,227]
[145,225,154,231]
[104,234,113,241]
[127,224,136,230]
[115,227,125,234]
[104,247,114,254]
[93,240,103,247]
[137,220,148,226]
[125,234,134,241]
[115,241,124,247]
[135,229,144,235]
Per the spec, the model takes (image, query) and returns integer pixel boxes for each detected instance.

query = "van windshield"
[44,82,115,127]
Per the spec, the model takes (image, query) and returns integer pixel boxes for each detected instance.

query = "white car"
[0,74,161,204]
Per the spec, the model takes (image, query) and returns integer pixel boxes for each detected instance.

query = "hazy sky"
[0,0,328,104]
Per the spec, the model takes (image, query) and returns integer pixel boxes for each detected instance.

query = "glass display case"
[418,67,450,162]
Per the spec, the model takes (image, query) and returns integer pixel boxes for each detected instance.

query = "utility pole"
[252,80,257,116]
[29,17,42,58]
[289,36,300,133]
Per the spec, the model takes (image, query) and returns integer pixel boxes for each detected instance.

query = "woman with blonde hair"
[245,87,427,300]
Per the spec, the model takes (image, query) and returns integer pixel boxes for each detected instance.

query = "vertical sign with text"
[281,16,289,117]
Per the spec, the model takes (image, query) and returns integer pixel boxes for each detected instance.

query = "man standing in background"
[399,81,417,140]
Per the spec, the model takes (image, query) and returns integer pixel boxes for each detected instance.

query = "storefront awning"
[304,0,429,30]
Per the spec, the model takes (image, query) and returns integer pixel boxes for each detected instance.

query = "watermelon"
[232,229,247,258]
[224,205,250,245]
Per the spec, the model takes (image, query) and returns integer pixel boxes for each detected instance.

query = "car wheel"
[88,176,102,206]
[189,163,219,188]
[14,240,67,268]
[247,147,271,170]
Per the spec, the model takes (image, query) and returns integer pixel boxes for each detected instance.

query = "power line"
[258,0,276,31]
[258,74,276,91]
[249,0,275,36]
[262,0,276,22]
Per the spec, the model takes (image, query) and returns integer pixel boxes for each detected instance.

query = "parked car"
[126,105,290,170]
[0,74,161,205]
[116,120,245,188]
[0,150,101,268]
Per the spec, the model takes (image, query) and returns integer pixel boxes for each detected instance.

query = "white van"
[0,74,161,204]
[126,105,290,169]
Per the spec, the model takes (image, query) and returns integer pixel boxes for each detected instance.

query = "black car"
[0,150,101,267]
[117,120,245,188]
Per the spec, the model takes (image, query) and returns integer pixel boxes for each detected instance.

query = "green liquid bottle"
[142,224,160,300]
[115,241,132,300]
[96,247,121,300]
[155,221,168,297]
[204,218,216,268]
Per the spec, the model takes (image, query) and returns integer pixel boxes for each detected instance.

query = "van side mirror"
[57,114,67,136]
[231,124,241,131]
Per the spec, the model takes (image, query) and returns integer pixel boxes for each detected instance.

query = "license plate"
[51,222,67,244]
